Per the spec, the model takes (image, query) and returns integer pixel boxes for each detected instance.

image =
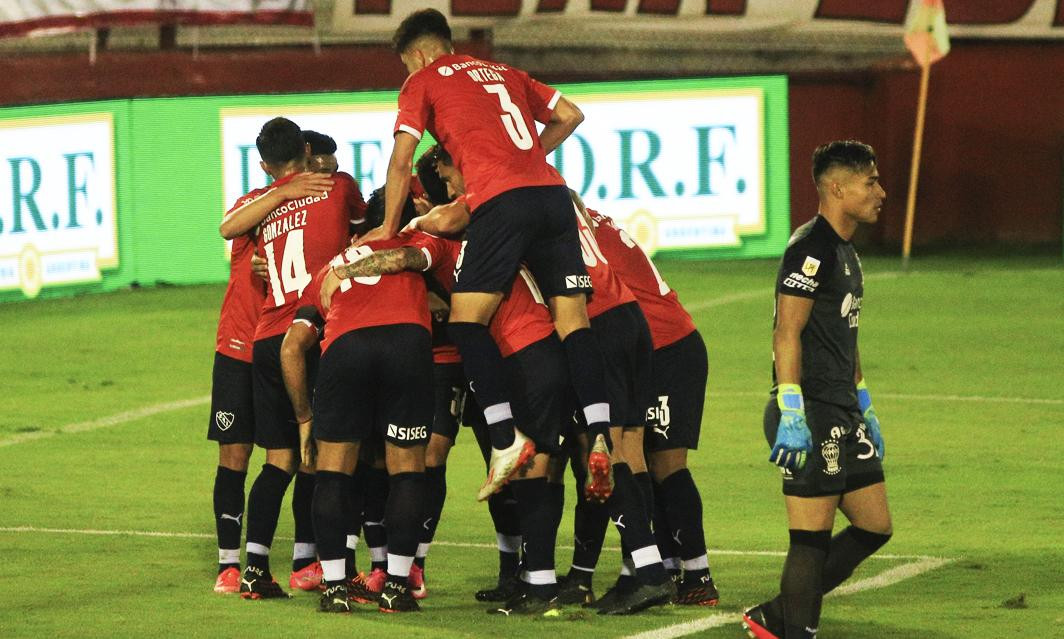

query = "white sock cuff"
[682,555,710,571]
[583,402,610,426]
[218,548,240,564]
[246,542,270,557]
[369,546,388,563]
[662,557,680,571]
[570,564,595,574]
[619,563,633,576]
[292,542,317,560]
[525,569,557,585]
[483,402,513,425]
[346,535,359,550]
[321,558,346,582]
[387,553,415,578]
[416,542,431,558]
[631,545,664,569]
[497,533,522,554]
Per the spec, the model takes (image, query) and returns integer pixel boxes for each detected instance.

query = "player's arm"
[408,199,471,236]
[355,133,419,246]
[539,96,584,155]
[771,293,815,470]
[280,313,320,467]
[220,172,335,239]
[319,247,428,310]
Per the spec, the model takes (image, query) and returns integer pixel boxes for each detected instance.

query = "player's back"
[589,210,695,350]
[573,211,637,319]
[254,172,361,341]
[395,54,564,210]
[322,237,430,353]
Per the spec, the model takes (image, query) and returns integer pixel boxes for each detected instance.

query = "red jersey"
[216,191,269,363]
[254,171,364,341]
[589,210,696,350]
[393,54,565,212]
[320,236,431,353]
[574,211,637,319]
[407,230,554,358]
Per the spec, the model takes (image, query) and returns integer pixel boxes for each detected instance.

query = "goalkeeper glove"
[770,383,813,471]
[856,379,885,459]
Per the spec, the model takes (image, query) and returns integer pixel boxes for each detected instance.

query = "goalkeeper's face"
[841,164,886,224]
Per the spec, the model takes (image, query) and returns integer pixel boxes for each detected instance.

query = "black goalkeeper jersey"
[772,215,863,409]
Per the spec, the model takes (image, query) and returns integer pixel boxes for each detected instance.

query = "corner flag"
[904,0,951,67]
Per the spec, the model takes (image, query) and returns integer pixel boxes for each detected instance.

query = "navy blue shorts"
[645,330,708,452]
[207,352,256,445]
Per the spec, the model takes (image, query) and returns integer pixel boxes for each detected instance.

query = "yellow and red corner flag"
[905,0,951,66]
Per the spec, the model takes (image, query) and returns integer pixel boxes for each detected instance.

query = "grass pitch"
[1,252,1061,638]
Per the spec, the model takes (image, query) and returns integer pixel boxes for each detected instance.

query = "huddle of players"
[207,7,892,635]
[209,115,719,616]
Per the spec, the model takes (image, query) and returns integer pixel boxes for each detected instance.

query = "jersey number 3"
[484,84,534,151]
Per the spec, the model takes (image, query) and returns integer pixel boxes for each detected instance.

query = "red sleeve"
[336,172,367,223]
[523,72,561,124]
[393,73,429,141]
[400,230,450,272]
[225,186,269,216]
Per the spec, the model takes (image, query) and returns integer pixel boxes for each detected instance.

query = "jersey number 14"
[264,229,312,305]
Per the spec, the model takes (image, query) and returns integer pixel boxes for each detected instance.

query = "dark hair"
[362,186,418,233]
[415,145,452,206]
[302,130,337,156]
[812,140,876,185]
[256,117,305,166]
[393,8,452,53]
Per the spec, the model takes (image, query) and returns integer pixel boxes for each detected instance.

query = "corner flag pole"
[902,57,930,271]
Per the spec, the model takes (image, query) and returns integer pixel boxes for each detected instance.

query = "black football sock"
[213,466,247,572]
[607,463,668,585]
[661,468,711,580]
[511,478,559,599]
[561,328,612,449]
[363,467,390,572]
[312,470,349,587]
[651,481,680,575]
[417,464,448,571]
[448,322,515,449]
[385,472,426,584]
[569,482,608,585]
[780,529,830,639]
[548,480,565,532]
[488,484,521,579]
[632,470,654,527]
[291,471,317,572]
[245,463,294,575]
[345,471,365,577]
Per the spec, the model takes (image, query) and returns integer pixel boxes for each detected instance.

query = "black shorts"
[252,334,319,450]
[453,185,591,300]
[763,397,885,497]
[433,362,467,441]
[645,330,708,452]
[504,334,574,455]
[207,352,256,444]
[313,324,433,448]
[590,302,653,428]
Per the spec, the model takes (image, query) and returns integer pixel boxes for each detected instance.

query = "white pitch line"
[711,389,1064,406]
[620,556,952,639]
[685,272,901,313]
[0,395,211,448]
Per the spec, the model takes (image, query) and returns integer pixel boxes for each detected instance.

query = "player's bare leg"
[378,442,427,613]
[450,291,536,500]
[240,447,297,600]
[549,293,614,500]
[313,441,359,612]
[214,443,252,593]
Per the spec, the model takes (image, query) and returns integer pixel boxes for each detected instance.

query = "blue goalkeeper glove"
[770,383,813,471]
[857,379,885,459]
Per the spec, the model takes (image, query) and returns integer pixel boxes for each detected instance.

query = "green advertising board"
[0,75,789,302]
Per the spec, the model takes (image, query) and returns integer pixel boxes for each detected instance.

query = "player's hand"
[427,291,450,323]
[857,379,885,459]
[413,196,433,216]
[770,383,813,471]
[278,171,334,200]
[298,418,315,468]
[353,224,396,247]
[250,254,269,281]
[320,267,342,311]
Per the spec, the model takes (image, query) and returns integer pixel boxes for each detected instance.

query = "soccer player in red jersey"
[583,204,720,606]
[369,9,616,503]
[208,138,335,595]
[233,117,366,600]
